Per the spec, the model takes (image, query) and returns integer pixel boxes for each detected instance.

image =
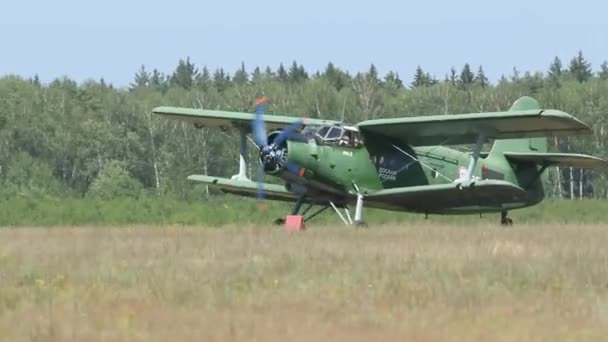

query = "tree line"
[1,51,607,201]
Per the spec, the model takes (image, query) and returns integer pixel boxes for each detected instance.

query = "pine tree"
[171,57,198,89]
[288,61,299,82]
[568,50,592,83]
[368,64,380,85]
[131,65,150,89]
[323,62,343,89]
[498,74,508,85]
[31,74,41,87]
[298,64,309,81]
[288,61,308,83]
[475,66,488,88]
[459,63,475,86]
[251,67,263,82]
[384,71,403,89]
[149,69,167,92]
[195,67,212,89]
[276,63,287,82]
[323,62,348,90]
[511,67,521,82]
[412,66,427,87]
[264,66,275,79]
[449,67,458,85]
[546,56,562,87]
[599,61,608,80]
[213,68,230,91]
[547,57,562,79]
[233,62,248,85]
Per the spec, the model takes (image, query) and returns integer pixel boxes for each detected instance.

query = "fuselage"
[276,132,545,215]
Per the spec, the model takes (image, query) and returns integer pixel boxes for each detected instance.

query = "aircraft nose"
[260,144,287,174]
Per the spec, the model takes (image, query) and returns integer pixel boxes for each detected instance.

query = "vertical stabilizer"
[490,96,547,155]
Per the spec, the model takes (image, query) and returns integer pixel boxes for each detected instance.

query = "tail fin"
[490,96,547,155]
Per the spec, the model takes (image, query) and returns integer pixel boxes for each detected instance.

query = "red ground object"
[284,215,306,232]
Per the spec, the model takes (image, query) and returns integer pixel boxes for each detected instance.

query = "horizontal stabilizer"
[504,153,608,169]
[366,180,528,211]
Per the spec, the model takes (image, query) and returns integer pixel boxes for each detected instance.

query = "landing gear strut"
[500,211,513,226]
[274,195,331,228]
[353,194,367,227]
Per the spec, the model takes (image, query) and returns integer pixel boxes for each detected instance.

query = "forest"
[1,51,608,206]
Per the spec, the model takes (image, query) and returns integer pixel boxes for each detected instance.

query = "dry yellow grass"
[1,223,608,341]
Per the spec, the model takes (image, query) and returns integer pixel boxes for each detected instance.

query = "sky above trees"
[1,0,607,86]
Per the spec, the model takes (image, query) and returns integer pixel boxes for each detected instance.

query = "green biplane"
[153,96,607,226]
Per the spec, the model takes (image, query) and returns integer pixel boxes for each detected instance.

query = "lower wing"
[188,175,298,202]
[365,180,528,211]
[188,175,344,205]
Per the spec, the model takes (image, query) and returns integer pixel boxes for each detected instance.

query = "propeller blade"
[255,164,265,200]
[272,119,303,147]
[253,112,267,147]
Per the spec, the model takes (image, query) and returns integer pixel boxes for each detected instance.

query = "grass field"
[2,223,608,341]
[3,197,608,226]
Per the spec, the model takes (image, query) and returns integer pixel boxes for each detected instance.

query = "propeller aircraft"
[153,96,607,229]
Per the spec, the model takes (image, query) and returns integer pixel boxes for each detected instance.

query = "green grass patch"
[0,196,607,226]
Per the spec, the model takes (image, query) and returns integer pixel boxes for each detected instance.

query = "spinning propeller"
[252,109,304,199]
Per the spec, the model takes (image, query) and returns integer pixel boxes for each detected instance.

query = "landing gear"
[500,211,513,226]
[353,194,366,227]
[276,195,332,229]
[277,191,367,228]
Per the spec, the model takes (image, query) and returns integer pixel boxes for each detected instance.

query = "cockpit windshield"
[301,124,363,148]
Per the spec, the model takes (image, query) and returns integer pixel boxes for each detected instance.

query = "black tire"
[500,218,513,226]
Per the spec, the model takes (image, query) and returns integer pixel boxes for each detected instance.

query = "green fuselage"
[283,133,544,214]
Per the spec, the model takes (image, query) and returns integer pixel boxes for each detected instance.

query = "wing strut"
[391,144,453,182]
[231,127,250,181]
[462,133,485,185]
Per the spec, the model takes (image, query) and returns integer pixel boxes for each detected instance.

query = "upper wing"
[366,180,528,211]
[357,109,591,146]
[504,152,608,169]
[153,107,339,130]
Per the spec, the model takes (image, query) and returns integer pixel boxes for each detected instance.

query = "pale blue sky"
[2,0,606,86]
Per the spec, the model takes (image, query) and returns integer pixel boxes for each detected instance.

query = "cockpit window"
[316,126,330,138]
[326,127,343,140]
[301,124,364,148]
